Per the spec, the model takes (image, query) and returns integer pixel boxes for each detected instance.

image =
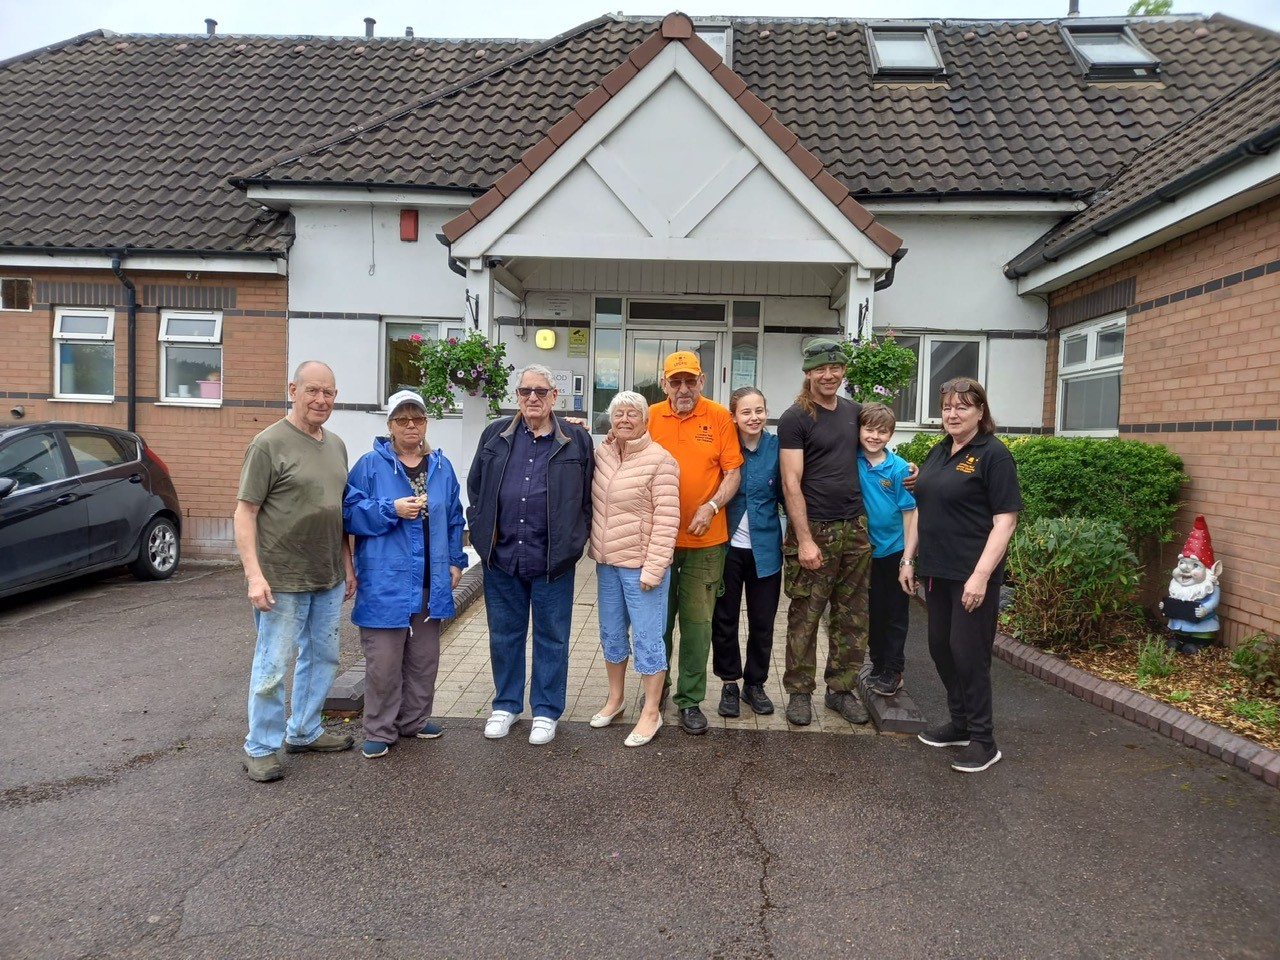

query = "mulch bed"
[1057,643,1280,752]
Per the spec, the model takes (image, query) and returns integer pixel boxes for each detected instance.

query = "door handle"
[129,473,143,483]
[56,493,78,504]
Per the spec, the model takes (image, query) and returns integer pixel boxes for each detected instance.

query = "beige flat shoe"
[589,704,625,728]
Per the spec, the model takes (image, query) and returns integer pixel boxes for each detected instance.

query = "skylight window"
[867,26,945,80]
[694,22,731,67]
[1064,25,1160,80]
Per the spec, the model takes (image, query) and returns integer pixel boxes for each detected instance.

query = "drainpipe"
[110,255,138,431]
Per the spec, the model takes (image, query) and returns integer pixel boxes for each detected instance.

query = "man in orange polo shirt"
[648,351,743,734]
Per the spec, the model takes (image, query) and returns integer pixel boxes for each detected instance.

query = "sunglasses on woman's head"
[516,386,552,398]
[940,379,975,393]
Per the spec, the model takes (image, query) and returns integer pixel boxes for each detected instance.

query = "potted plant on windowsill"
[411,330,513,418]
[840,332,917,405]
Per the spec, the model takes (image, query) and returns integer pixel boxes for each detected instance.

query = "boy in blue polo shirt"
[857,403,917,696]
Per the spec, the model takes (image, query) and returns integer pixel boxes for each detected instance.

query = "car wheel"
[130,516,180,581]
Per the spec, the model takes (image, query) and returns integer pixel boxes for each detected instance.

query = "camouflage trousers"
[782,516,872,694]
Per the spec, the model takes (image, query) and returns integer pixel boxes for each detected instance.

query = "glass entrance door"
[625,331,722,409]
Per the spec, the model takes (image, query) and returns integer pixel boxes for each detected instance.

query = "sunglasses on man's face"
[940,379,976,394]
[516,386,552,398]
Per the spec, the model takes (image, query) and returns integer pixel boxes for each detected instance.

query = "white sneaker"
[484,710,519,739]
[529,717,557,745]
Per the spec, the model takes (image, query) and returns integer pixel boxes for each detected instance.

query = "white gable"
[452,44,891,270]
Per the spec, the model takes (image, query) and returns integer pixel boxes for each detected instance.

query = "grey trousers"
[359,596,441,745]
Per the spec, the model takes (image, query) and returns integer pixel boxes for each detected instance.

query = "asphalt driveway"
[2,564,1279,960]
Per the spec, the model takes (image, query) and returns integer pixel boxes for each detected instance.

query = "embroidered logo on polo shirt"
[880,477,893,489]
[695,423,714,443]
[956,455,979,474]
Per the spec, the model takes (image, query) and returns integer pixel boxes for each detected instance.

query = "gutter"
[874,247,908,292]
[0,244,283,259]
[109,255,138,432]
[1005,120,1280,279]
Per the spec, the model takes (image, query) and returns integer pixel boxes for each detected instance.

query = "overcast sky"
[1,0,1277,60]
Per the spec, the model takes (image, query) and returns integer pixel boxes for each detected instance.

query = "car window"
[0,434,69,490]
[65,432,132,473]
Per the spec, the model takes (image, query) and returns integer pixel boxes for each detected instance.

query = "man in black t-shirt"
[776,338,872,727]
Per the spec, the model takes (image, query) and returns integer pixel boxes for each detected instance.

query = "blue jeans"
[244,582,344,758]
[597,563,669,676]
[483,562,575,720]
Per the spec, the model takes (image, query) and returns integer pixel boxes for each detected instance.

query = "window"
[384,318,467,400]
[65,432,132,473]
[160,311,222,403]
[1057,314,1125,435]
[53,308,115,399]
[0,433,68,490]
[1,277,33,310]
[694,22,731,66]
[883,334,984,424]
[867,26,946,80]
[1063,25,1160,80]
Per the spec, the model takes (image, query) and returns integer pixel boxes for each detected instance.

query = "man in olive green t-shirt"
[233,361,356,782]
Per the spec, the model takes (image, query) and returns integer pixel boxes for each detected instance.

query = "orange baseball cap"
[663,350,702,378]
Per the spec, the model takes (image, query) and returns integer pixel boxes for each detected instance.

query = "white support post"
[460,261,497,470]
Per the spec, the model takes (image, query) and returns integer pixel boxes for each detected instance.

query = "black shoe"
[824,688,869,724]
[869,671,903,696]
[718,682,741,718]
[742,683,774,715]
[785,692,812,726]
[918,721,971,748]
[950,740,1002,773]
[680,706,708,735]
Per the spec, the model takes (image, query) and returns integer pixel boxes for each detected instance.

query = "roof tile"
[735,88,772,126]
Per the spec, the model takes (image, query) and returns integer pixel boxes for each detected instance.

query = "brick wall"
[1046,195,1280,645]
[0,267,290,557]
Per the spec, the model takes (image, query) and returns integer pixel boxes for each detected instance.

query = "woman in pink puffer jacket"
[588,390,681,747]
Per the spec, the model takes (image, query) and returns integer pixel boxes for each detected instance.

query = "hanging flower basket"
[411,330,513,418]
[839,332,918,405]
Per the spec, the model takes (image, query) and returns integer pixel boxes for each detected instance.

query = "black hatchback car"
[0,421,182,599]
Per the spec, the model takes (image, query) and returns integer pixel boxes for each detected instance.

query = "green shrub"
[1006,436,1185,552]
[1005,516,1141,649]
[1135,634,1178,687]
[894,430,946,465]
[1229,633,1280,697]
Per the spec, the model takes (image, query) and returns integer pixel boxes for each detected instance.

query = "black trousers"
[867,550,910,675]
[711,546,781,686]
[924,575,1000,746]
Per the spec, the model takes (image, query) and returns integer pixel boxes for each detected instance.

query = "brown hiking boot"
[242,751,283,782]
[283,731,354,753]
[824,688,870,725]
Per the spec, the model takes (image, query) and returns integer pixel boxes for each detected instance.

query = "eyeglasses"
[665,377,699,389]
[390,416,427,427]
[940,379,976,393]
[516,386,552,398]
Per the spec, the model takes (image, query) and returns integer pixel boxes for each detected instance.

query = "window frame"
[1056,313,1125,437]
[1062,24,1160,81]
[866,25,947,81]
[693,20,732,67]
[381,317,468,408]
[882,332,986,426]
[52,307,116,401]
[158,309,223,405]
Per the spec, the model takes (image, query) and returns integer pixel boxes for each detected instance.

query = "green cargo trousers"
[662,545,726,709]
[782,516,872,695]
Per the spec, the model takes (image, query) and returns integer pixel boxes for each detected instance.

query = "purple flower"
[873,385,889,396]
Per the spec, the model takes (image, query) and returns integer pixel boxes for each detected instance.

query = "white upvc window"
[885,333,985,425]
[1057,313,1125,436]
[383,318,467,403]
[53,308,115,400]
[694,21,732,66]
[159,310,223,403]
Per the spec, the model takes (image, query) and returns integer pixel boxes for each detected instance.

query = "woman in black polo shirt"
[899,379,1021,773]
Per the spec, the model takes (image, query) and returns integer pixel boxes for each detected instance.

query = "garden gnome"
[1159,515,1223,654]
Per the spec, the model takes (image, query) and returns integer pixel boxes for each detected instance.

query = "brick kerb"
[995,633,1280,791]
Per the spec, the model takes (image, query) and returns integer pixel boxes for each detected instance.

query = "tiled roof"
[0,31,537,254]
[2,13,1279,255]
[1007,58,1280,277]
[241,14,1280,202]
[436,14,902,257]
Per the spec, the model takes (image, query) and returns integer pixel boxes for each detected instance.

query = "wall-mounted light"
[535,329,556,350]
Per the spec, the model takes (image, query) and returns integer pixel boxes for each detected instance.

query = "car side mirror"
[0,477,16,499]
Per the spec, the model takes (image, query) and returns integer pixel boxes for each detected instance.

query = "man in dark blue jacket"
[467,363,594,745]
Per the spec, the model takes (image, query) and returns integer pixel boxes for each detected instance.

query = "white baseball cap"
[386,389,427,421]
